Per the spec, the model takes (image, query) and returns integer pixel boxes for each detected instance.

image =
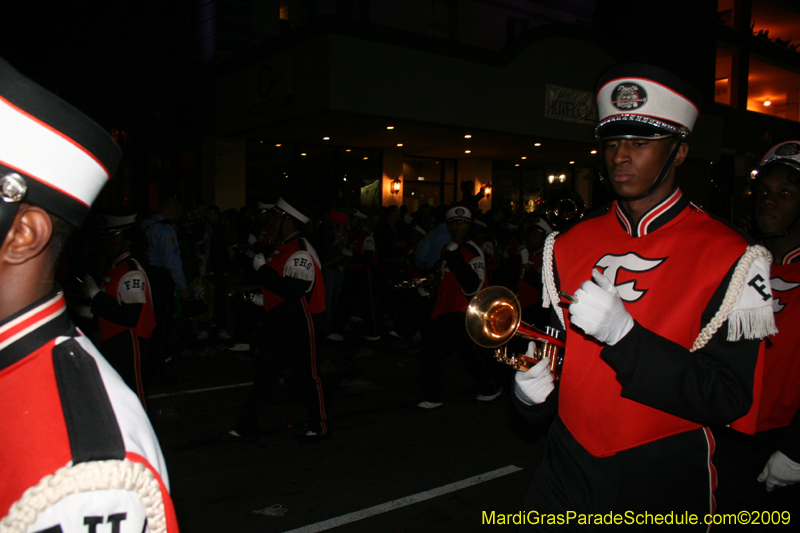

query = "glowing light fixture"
[387,126,395,130]
[391,177,402,195]
[465,134,472,139]
[548,175,555,184]
[559,174,566,183]
[591,150,597,154]
[323,136,330,140]
[275,144,282,147]
[484,184,492,197]
[534,143,542,147]
[465,150,471,154]
[397,143,403,147]
[764,101,772,107]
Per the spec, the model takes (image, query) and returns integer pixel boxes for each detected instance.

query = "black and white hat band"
[275,197,309,224]
[445,205,472,222]
[0,57,122,227]
[95,213,137,232]
[760,141,800,173]
[596,64,700,140]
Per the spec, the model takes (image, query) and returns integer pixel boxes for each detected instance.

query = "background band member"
[0,56,178,532]
[715,141,800,517]
[416,204,501,410]
[514,64,775,529]
[80,212,156,410]
[226,198,328,442]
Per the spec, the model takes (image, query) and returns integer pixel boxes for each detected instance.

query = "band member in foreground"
[226,198,328,442]
[513,64,775,530]
[714,141,800,518]
[0,57,178,531]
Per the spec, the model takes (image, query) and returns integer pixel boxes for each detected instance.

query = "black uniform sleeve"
[90,292,142,328]
[443,246,481,294]
[255,265,312,299]
[601,261,760,426]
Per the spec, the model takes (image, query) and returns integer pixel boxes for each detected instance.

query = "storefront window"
[751,1,800,51]
[715,46,738,106]
[402,157,455,212]
[747,56,800,121]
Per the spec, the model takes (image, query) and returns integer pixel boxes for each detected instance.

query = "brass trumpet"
[466,286,565,376]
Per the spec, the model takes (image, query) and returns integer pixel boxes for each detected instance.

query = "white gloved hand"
[569,269,634,346]
[247,233,257,245]
[80,275,100,299]
[253,253,266,271]
[446,242,459,252]
[250,293,264,306]
[758,451,800,492]
[341,248,353,257]
[514,345,555,406]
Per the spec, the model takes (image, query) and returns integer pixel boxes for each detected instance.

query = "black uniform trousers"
[521,415,715,532]
[235,307,327,436]
[101,330,149,410]
[147,267,175,378]
[332,267,378,338]
[419,312,500,403]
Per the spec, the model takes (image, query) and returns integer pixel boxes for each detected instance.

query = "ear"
[672,143,690,168]
[1,205,53,265]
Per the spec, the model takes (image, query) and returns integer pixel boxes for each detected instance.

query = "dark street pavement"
[145,331,550,533]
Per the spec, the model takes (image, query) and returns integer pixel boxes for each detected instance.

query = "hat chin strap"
[0,202,21,244]
[598,133,688,202]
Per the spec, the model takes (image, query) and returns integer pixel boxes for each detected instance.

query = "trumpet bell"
[466,286,522,348]
[466,285,566,374]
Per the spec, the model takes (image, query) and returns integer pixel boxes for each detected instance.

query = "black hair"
[49,214,75,266]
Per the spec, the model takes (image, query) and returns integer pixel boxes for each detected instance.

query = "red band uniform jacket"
[431,240,486,320]
[0,290,179,532]
[542,189,774,457]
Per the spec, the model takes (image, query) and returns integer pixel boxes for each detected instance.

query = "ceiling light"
[515,163,520,167]
[387,126,395,130]
[464,134,472,139]
[397,143,403,147]
[275,144,282,147]
[569,161,575,165]
[323,136,330,140]
[363,157,369,160]
[764,100,772,106]
[301,153,307,156]
[590,150,597,154]
[346,149,351,152]
[465,150,471,154]
[534,143,542,147]
[521,156,527,160]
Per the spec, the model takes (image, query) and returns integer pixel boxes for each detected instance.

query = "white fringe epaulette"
[691,244,778,352]
[0,459,166,533]
[541,231,565,329]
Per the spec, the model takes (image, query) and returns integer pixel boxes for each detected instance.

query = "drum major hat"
[0,56,122,232]
[595,63,701,142]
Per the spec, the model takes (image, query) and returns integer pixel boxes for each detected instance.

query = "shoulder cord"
[0,459,166,533]
[690,244,773,352]
[541,232,565,329]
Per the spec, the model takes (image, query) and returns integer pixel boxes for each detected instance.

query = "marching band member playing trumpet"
[514,64,776,530]
[416,204,501,410]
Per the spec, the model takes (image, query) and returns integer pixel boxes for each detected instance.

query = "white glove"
[247,233,257,245]
[250,293,264,306]
[758,451,800,492]
[79,275,100,299]
[569,269,634,346]
[446,242,459,252]
[341,248,353,257]
[514,346,555,406]
[253,253,266,271]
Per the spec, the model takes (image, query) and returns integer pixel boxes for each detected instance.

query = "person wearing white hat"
[226,197,329,442]
[0,57,178,531]
[714,141,800,517]
[78,211,156,411]
[513,64,776,527]
[416,204,501,409]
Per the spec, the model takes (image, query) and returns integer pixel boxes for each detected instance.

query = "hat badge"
[456,208,465,216]
[611,83,647,110]
[0,173,27,203]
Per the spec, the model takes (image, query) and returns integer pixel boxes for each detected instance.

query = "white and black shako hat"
[257,201,275,212]
[595,63,701,141]
[445,205,472,223]
[94,210,137,234]
[760,141,800,173]
[274,197,310,225]
[0,57,122,227]
[351,208,368,220]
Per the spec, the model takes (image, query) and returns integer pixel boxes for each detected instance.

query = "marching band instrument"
[466,285,565,376]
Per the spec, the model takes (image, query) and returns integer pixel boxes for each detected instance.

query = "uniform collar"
[0,287,74,372]
[279,231,301,245]
[112,251,132,268]
[778,245,800,265]
[614,188,688,238]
